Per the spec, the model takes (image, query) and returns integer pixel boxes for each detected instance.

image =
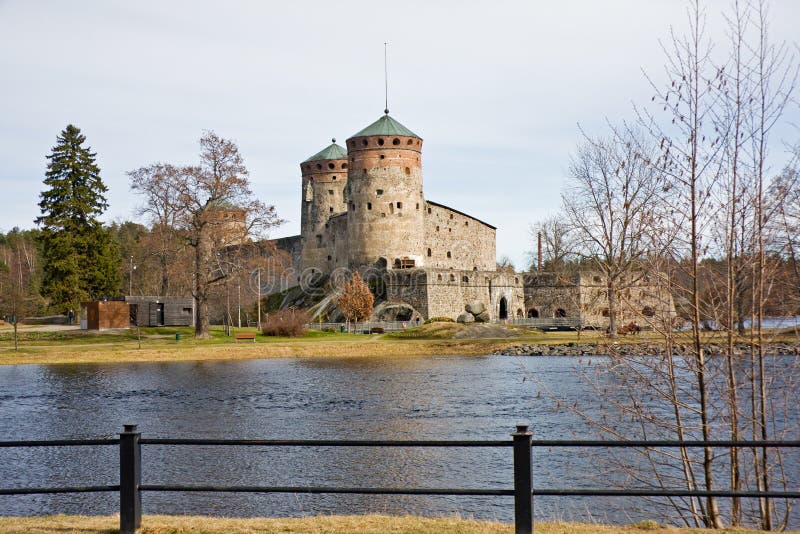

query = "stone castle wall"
[345,134,425,269]
[300,157,349,274]
[385,268,524,321]
[422,201,495,271]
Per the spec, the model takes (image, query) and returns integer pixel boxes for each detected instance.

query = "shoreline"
[1,328,799,366]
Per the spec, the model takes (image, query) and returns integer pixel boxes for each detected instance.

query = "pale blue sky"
[1,0,798,268]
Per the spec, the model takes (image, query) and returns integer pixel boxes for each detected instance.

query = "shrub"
[423,316,454,324]
[262,309,309,337]
[321,326,337,333]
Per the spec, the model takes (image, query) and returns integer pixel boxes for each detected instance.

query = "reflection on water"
[0,355,797,526]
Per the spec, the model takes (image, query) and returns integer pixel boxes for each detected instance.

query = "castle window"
[473,267,478,271]
[342,163,347,169]
[316,164,322,170]
[449,274,455,282]
[593,276,602,283]
[389,203,394,214]
[462,275,469,283]
[436,225,439,232]
[527,308,539,318]
[367,202,372,210]
[362,139,368,146]
[448,228,452,233]
[363,169,368,174]
[601,308,610,317]
[328,162,335,170]
[332,176,337,180]
[427,207,432,214]
[515,277,519,284]
[377,138,385,146]
[465,221,469,226]
[380,154,385,159]
[376,189,383,196]
[328,190,334,195]
[329,207,333,213]
[449,213,454,219]
[393,138,400,145]
[407,139,413,145]
[327,255,332,261]
[555,308,567,318]
[405,167,411,175]
[416,203,419,210]
[427,248,431,257]
[397,202,402,209]
[381,213,386,218]
[642,306,655,317]
[437,274,442,281]
[446,251,452,258]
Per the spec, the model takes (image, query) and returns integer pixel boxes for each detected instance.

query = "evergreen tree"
[36,125,120,310]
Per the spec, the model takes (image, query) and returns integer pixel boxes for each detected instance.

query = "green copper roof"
[303,140,347,163]
[350,114,420,139]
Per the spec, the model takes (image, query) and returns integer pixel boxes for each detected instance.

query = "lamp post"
[128,256,137,296]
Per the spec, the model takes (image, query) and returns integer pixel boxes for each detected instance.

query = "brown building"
[82,301,129,330]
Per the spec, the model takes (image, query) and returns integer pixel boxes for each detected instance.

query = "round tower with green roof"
[299,139,348,274]
[345,113,424,270]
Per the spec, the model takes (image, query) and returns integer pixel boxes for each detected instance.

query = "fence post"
[512,423,533,534]
[120,424,142,534]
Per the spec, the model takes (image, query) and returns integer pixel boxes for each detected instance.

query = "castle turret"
[345,113,424,269]
[300,140,348,274]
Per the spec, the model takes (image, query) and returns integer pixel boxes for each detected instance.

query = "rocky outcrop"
[459,301,490,323]
[457,312,475,324]
[494,342,800,357]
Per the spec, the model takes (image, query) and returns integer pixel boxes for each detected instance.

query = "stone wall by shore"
[494,342,800,357]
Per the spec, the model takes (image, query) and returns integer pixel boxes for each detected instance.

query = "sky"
[1,0,798,269]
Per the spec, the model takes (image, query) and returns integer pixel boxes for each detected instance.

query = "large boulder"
[465,301,486,316]
[474,310,491,323]
[457,312,475,324]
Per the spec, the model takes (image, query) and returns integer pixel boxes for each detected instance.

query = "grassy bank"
[0,322,797,366]
[0,514,793,533]
[0,325,519,366]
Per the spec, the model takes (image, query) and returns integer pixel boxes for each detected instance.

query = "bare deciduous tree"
[130,131,284,338]
[563,129,661,337]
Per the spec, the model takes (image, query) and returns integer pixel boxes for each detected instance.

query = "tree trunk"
[160,254,169,297]
[193,237,211,339]
[607,278,617,338]
[13,321,18,351]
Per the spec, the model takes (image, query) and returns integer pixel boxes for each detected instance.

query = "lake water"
[0,354,797,526]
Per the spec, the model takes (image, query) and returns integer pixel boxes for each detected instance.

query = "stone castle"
[275,111,673,326]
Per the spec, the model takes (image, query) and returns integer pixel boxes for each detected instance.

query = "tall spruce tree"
[36,125,120,311]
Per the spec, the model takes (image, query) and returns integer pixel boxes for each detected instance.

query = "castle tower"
[345,113,424,269]
[299,140,348,274]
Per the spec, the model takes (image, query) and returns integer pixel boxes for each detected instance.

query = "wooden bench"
[234,332,257,342]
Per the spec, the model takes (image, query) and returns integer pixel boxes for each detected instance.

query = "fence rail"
[306,321,414,333]
[1,425,799,534]
[503,317,583,329]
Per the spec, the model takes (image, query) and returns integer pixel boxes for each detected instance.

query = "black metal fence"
[1,424,799,534]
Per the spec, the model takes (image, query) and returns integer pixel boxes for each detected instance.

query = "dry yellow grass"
[0,515,795,534]
[0,337,516,366]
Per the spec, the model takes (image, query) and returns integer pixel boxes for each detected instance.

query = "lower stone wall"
[385,268,524,321]
[523,271,676,328]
